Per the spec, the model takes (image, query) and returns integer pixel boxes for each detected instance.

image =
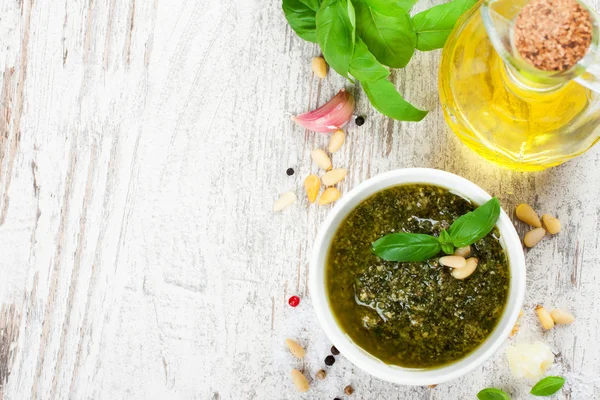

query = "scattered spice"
[524,227,546,247]
[510,323,520,337]
[550,308,575,324]
[288,295,300,307]
[318,187,341,205]
[291,369,310,392]
[355,116,365,126]
[514,0,592,71]
[542,214,561,234]
[344,385,355,395]
[286,167,295,176]
[330,345,340,355]
[535,305,555,330]
[324,355,336,366]
[312,56,328,78]
[273,191,297,212]
[304,174,321,203]
[516,203,541,228]
[428,384,437,389]
[328,129,346,153]
[316,369,327,380]
[285,339,306,359]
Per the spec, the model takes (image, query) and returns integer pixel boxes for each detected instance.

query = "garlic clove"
[291,89,355,133]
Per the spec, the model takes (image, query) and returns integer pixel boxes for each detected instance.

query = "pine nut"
[285,339,306,359]
[321,168,347,186]
[550,309,575,324]
[439,256,467,269]
[311,56,328,78]
[454,246,471,258]
[291,369,309,392]
[311,148,332,171]
[273,191,297,211]
[535,305,554,330]
[510,323,520,337]
[318,187,340,205]
[304,174,321,203]
[524,227,546,247]
[542,214,561,234]
[516,203,542,227]
[328,129,346,153]
[316,369,326,380]
[451,257,478,279]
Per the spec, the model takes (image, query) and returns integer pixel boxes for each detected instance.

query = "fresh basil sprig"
[412,0,478,51]
[354,0,416,68]
[476,388,511,400]
[478,376,566,399]
[282,0,320,43]
[372,197,500,262]
[282,0,477,122]
[361,78,428,122]
[316,0,356,79]
[530,376,566,397]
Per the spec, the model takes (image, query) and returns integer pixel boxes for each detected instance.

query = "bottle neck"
[503,63,565,93]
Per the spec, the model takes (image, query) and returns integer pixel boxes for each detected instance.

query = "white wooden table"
[1,0,599,399]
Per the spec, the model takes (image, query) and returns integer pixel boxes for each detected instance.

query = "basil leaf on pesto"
[439,229,454,254]
[372,233,441,262]
[530,376,565,396]
[477,388,511,400]
[448,197,500,247]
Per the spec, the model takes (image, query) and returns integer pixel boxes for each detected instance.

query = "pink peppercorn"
[288,296,300,307]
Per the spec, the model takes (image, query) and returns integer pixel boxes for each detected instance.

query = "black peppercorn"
[331,346,340,355]
[286,168,294,176]
[324,355,335,366]
[355,116,365,126]
[334,398,342,400]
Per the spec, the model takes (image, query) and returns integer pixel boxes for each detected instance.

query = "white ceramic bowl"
[310,168,525,386]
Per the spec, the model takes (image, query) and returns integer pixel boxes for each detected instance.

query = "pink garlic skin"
[291,89,355,133]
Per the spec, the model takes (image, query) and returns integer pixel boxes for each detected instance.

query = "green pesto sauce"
[326,184,509,368]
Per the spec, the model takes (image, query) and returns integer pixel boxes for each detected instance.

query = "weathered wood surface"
[0,0,599,399]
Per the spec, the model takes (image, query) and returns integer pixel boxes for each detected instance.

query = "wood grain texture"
[0,0,599,399]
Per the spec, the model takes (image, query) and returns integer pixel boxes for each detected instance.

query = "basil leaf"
[477,388,511,400]
[316,0,356,79]
[530,376,566,396]
[361,78,428,122]
[283,0,319,43]
[439,229,454,254]
[372,233,441,262]
[349,37,390,82]
[300,0,321,10]
[362,0,417,13]
[412,0,477,51]
[448,197,500,247]
[353,0,416,68]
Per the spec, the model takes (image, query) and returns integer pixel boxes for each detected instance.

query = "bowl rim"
[309,168,526,386]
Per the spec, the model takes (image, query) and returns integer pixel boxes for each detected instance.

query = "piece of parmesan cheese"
[506,341,554,379]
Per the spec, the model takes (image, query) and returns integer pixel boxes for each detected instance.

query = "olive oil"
[439,3,597,171]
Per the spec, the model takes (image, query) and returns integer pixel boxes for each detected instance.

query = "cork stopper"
[514,0,593,71]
